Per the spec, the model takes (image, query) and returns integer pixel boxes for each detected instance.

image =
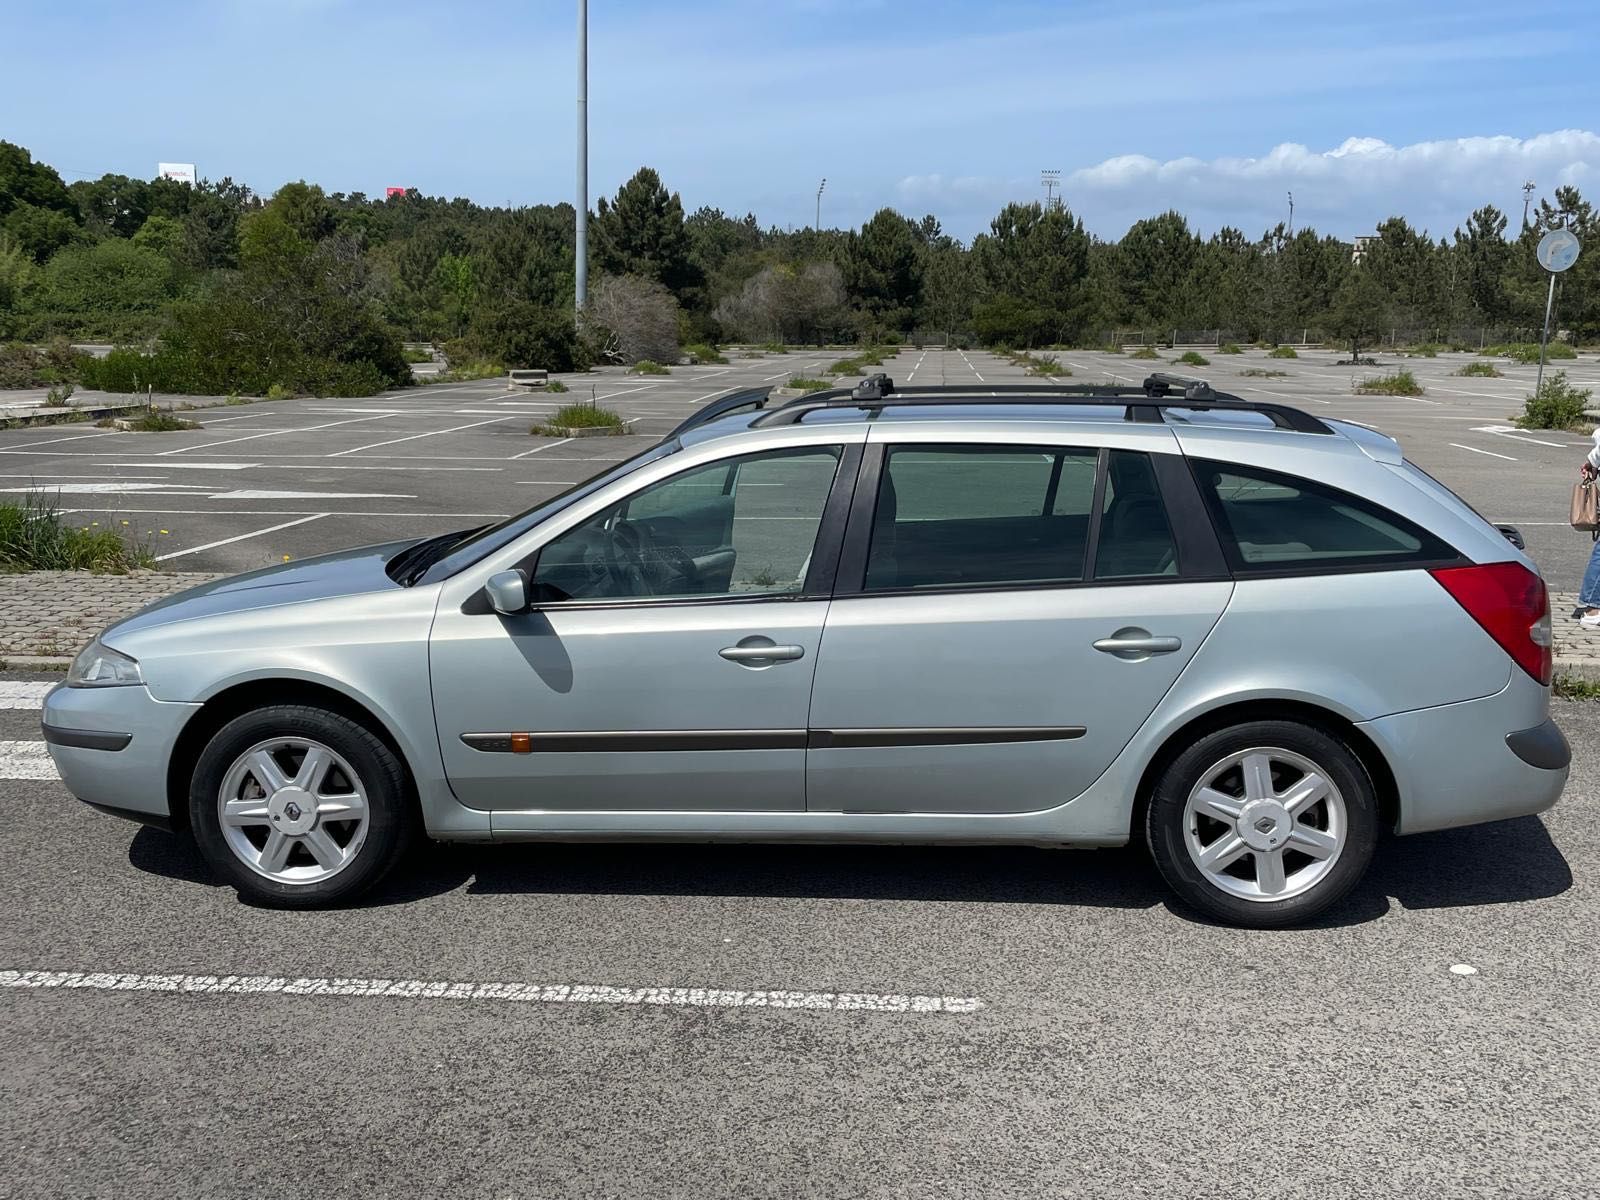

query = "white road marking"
[0,430,127,450]
[106,462,499,473]
[34,507,510,518]
[0,683,52,709]
[161,413,394,456]
[329,415,518,457]
[0,968,983,1014]
[207,490,414,501]
[508,437,575,461]
[0,742,57,780]
[0,483,210,495]
[1449,963,1479,976]
[1449,443,1517,461]
[1468,425,1568,449]
[104,461,258,470]
[153,513,330,561]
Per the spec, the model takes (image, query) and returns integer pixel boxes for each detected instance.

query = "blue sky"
[5,0,1598,241]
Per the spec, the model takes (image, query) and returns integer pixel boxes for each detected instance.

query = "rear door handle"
[1093,629,1182,660]
[719,643,805,664]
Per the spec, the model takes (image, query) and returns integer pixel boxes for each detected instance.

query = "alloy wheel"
[217,738,370,885]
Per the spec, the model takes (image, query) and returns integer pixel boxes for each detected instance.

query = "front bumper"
[41,682,200,828]
[1359,673,1568,835]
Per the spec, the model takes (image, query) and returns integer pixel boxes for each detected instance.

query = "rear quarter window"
[1194,459,1459,573]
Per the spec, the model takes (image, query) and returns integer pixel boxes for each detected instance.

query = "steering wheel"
[601,519,650,594]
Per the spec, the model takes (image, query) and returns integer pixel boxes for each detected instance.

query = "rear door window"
[1194,459,1457,572]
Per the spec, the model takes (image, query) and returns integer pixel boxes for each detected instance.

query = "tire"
[189,704,415,908]
[1145,720,1378,928]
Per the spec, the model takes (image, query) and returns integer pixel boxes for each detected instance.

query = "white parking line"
[0,683,52,709]
[0,968,983,1014]
[329,415,518,457]
[0,742,56,780]
[508,437,575,461]
[1449,443,1517,461]
[160,413,395,456]
[153,513,330,561]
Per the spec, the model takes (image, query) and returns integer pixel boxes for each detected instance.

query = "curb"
[1555,658,1600,684]
[0,656,72,670]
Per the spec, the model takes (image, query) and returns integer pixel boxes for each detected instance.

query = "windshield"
[416,439,681,584]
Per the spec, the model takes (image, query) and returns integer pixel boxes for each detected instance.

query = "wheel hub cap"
[269,787,317,835]
[1238,799,1291,851]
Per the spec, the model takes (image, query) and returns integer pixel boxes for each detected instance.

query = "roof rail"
[667,386,775,438]
[748,374,1331,434]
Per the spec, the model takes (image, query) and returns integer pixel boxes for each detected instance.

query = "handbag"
[1572,478,1600,532]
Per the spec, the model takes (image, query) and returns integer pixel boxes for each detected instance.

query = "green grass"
[683,343,728,364]
[265,383,297,400]
[1267,345,1299,359]
[1008,350,1067,376]
[1455,362,1503,378]
[402,347,433,364]
[0,494,155,573]
[1555,676,1600,701]
[543,380,569,393]
[1518,371,1593,430]
[1239,368,1289,378]
[426,361,503,384]
[1482,341,1576,364]
[787,376,833,393]
[533,403,625,435]
[630,360,670,375]
[1175,350,1210,367]
[1129,347,1161,361]
[1217,343,1243,354]
[1403,343,1444,357]
[759,342,788,354]
[1354,370,1425,397]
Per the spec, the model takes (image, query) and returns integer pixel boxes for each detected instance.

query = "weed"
[1267,346,1299,359]
[1239,368,1290,378]
[1217,343,1243,354]
[684,343,728,364]
[1129,347,1161,361]
[1354,370,1425,397]
[544,380,570,393]
[630,360,670,375]
[125,408,201,431]
[265,383,296,400]
[224,391,247,405]
[1483,342,1576,364]
[426,362,502,384]
[759,342,788,354]
[787,376,833,393]
[1555,675,1600,701]
[1518,371,1593,430]
[1454,362,1503,378]
[45,383,76,406]
[1176,351,1210,367]
[533,403,624,435]
[402,347,434,364]
[0,493,155,572]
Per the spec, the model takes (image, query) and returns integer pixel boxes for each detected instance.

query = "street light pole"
[575,0,588,310]
[815,178,826,229]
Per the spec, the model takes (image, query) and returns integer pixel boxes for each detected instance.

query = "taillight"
[1430,562,1552,685]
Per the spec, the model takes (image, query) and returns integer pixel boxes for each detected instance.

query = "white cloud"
[898,130,1600,241]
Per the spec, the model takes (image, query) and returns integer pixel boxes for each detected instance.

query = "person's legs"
[1581,537,1600,612]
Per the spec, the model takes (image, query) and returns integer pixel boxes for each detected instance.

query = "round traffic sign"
[1537,228,1581,273]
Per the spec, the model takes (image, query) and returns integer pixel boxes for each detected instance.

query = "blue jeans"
[1583,536,1600,607]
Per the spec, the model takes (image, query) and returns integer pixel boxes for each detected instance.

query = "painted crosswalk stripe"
[0,741,58,780]
[0,969,982,1014]
[0,682,53,709]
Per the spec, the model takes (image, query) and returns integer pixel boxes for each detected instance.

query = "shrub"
[1455,362,1503,378]
[1176,350,1210,366]
[630,360,670,375]
[533,403,624,435]
[427,361,502,384]
[584,275,681,364]
[465,302,588,373]
[45,383,75,406]
[1404,343,1444,357]
[1129,347,1160,361]
[1267,345,1299,359]
[1354,370,1424,397]
[544,380,569,393]
[683,343,727,364]
[0,339,91,388]
[1217,343,1242,354]
[1483,342,1576,364]
[124,408,200,432]
[760,342,788,354]
[786,376,832,393]
[265,383,296,400]
[402,347,433,364]
[0,493,154,573]
[829,356,865,374]
[1518,371,1593,430]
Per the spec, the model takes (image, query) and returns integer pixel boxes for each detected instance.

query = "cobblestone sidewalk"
[3,570,1599,679]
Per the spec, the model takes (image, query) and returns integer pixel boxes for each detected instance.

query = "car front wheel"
[189,705,414,907]
[1146,720,1379,928]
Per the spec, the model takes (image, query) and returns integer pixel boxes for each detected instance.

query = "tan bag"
[1572,479,1600,531]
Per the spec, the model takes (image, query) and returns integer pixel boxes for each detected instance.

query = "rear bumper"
[41,682,199,825]
[1359,675,1568,835]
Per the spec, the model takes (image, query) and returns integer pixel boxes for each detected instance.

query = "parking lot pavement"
[0,669,1592,1196]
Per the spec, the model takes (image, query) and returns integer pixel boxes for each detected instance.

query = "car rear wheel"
[189,705,415,908]
[1146,720,1378,928]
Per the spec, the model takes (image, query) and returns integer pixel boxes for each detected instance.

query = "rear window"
[1194,459,1457,572]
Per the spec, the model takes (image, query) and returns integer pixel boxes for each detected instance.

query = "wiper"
[398,527,485,585]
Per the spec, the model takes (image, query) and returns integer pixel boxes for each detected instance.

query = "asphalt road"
[1,345,1597,587]
[0,670,1592,1196]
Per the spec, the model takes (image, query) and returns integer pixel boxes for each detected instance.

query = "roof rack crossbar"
[748,373,1330,434]
[667,386,775,438]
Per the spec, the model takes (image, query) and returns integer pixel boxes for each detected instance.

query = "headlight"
[67,641,143,687]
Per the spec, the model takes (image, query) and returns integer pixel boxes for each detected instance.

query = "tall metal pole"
[575,0,588,310]
[815,178,826,230]
[1535,271,1558,399]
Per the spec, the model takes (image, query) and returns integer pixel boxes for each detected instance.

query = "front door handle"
[719,641,805,665]
[1093,628,1182,660]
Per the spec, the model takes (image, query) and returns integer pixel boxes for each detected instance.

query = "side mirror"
[484,569,529,615]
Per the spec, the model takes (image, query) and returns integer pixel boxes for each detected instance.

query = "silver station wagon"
[44,374,1568,927]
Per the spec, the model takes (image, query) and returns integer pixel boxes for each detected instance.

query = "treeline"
[0,139,1595,397]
